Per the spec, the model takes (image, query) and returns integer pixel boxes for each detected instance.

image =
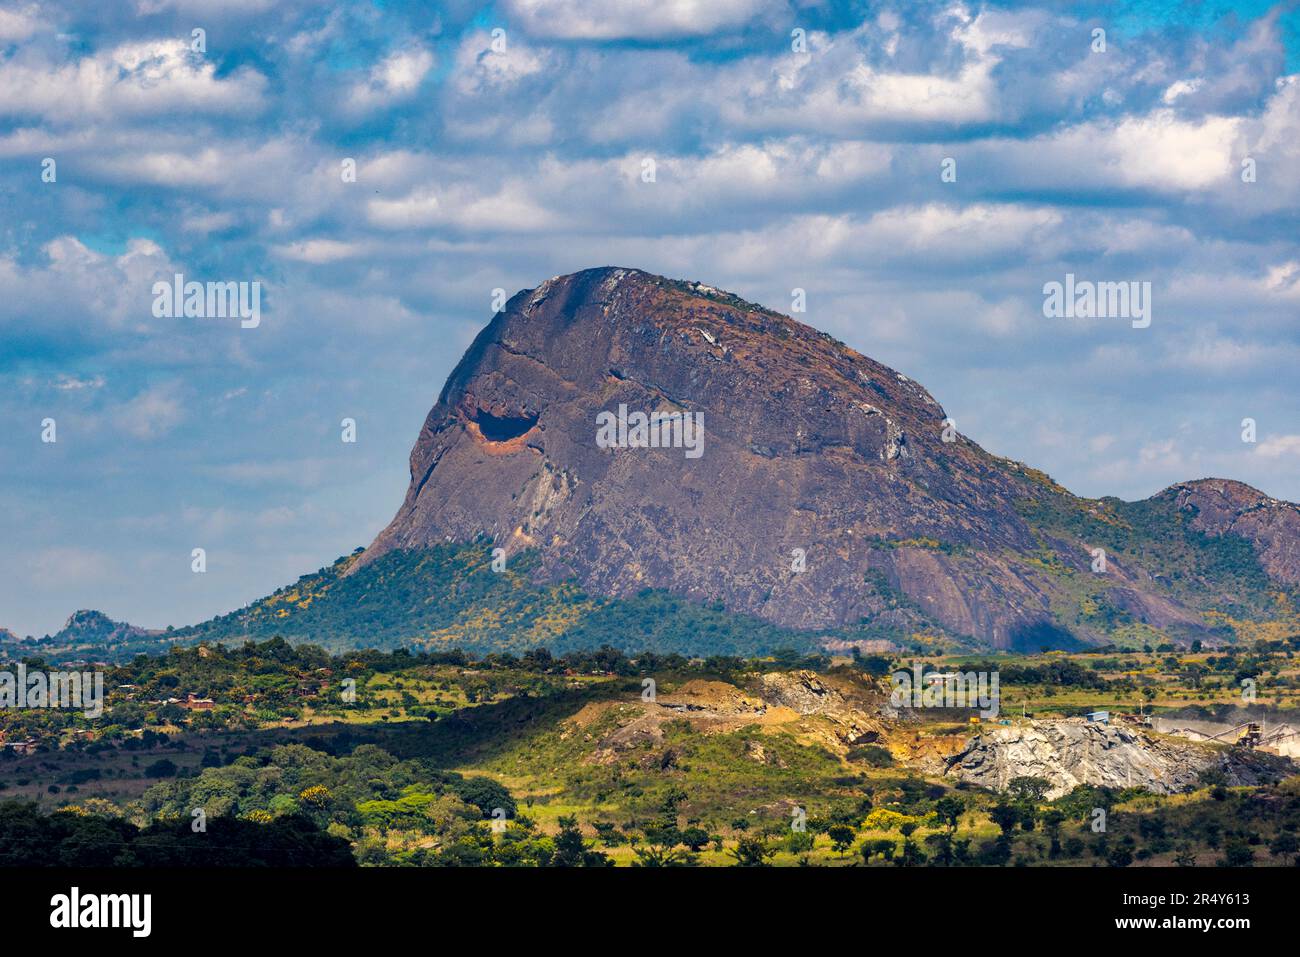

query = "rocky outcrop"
[356,267,1300,649]
[942,720,1295,798]
[1165,479,1300,584]
[53,610,152,646]
[754,671,850,716]
[576,670,889,765]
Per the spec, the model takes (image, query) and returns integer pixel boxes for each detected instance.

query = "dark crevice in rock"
[472,407,539,442]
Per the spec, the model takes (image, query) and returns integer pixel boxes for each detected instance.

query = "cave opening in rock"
[472,407,539,442]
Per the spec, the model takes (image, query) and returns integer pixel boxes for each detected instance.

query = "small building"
[1085,710,1110,724]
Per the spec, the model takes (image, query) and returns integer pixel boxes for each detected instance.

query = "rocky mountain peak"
[54,609,150,645]
[357,267,1299,650]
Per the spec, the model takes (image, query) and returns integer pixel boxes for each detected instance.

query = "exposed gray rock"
[943,720,1294,798]
[754,670,845,715]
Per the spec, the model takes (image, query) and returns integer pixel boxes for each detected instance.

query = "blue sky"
[1,0,1298,637]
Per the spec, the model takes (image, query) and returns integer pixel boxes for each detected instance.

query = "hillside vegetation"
[4,638,1300,867]
[171,544,839,657]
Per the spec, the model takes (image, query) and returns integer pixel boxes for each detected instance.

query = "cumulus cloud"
[1257,435,1300,459]
[0,4,41,42]
[0,236,173,339]
[453,30,550,94]
[0,39,266,121]
[504,0,782,39]
[345,46,434,112]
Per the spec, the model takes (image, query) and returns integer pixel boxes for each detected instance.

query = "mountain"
[32,267,1300,660]
[354,267,1299,650]
[0,610,160,662]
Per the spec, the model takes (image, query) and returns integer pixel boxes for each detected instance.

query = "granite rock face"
[359,267,1298,649]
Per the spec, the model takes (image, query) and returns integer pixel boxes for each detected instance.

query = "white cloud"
[135,0,278,12]
[0,236,175,336]
[1160,332,1269,373]
[273,239,366,263]
[0,40,266,121]
[367,180,559,232]
[346,46,434,112]
[0,4,41,42]
[1262,261,1300,298]
[118,382,185,439]
[453,31,549,94]
[53,374,106,391]
[718,8,1026,133]
[1162,78,1203,103]
[505,0,779,39]
[1035,110,1240,191]
[89,137,312,197]
[182,211,238,234]
[856,203,1062,257]
[1257,435,1300,459]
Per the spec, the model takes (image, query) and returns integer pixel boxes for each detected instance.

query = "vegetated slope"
[171,543,834,657]
[1015,483,1297,648]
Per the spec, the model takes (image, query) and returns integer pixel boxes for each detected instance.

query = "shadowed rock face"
[358,267,1297,649]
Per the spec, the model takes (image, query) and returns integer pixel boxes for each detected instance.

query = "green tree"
[989,803,1020,837]
[1040,808,1065,858]
[1008,777,1050,803]
[1268,832,1298,864]
[1220,839,1254,867]
[827,824,856,858]
[681,826,711,852]
[728,835,774,867]
[933,796,965,832]
[551,816,610,867]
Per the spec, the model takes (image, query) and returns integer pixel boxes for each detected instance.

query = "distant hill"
[54,609,155,646]
[0,610,162,663]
